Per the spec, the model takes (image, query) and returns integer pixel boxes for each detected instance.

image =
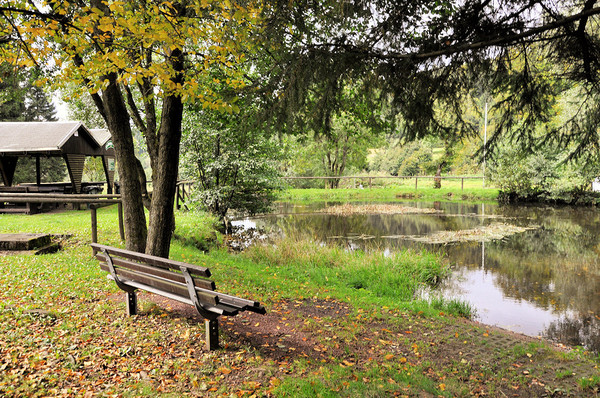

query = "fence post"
[90,205,97,244]
[461,178,464,191]
[415,177,418,190]
[369,177,372,189]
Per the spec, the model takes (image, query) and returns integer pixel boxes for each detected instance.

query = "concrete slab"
[0,233,52,250]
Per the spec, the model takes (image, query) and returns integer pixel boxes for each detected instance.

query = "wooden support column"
[90,205,98,244]
[0,156,18,186]
[35,156,41,186]
[102,156,115,194]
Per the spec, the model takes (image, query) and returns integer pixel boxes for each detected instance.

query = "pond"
[233,201,600,352]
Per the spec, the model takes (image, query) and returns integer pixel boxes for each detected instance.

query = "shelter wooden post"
[0,156,18,186]
[90,205,98,244]
[35,156,41,186]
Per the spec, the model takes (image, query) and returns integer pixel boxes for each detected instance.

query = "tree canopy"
[2,0,600,254]
[258,0,600,160]
[0,0,260,256]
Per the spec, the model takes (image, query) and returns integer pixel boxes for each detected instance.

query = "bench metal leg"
[205,319,219,351]
[126,291,137,316]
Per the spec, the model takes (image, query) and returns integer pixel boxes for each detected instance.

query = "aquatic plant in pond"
[319,203,443,215]
[388,222,537,244]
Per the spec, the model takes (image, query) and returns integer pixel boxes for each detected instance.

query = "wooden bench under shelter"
[91,243,266,351]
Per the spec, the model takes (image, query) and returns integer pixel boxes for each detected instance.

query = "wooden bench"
[91,243,266,350]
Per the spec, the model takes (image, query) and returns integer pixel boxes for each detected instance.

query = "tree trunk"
[145,50,185,258]
[145,94,182,257]
[101,75,148,252]
[433,162,446,189]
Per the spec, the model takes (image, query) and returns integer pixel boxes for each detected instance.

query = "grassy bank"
[279,186,499,203]
[1,206,599,397]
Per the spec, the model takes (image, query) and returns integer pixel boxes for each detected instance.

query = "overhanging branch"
[315,6,600,62]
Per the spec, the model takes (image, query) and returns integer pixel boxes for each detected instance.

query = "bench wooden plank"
[96,253,216,290]
[100,264,219,306]
[109,277,240,317]
[91,243,211,277]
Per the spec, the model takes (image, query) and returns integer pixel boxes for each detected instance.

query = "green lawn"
[279,184,499,203]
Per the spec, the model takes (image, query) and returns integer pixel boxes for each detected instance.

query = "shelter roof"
[89,129,112,147]
[0,122,112,156]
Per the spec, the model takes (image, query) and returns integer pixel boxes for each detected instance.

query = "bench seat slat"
[218,297,266,314]
[212,291,260,308]
[110,276,239,317]
[92,243,211,277]
[97,253,216,291]
[101,265,219,306]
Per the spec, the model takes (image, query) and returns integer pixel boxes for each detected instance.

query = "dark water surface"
[233,201,600,351]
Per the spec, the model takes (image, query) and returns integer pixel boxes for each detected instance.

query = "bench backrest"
[91,243,218,305]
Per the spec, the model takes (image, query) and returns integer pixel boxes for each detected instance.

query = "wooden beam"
[35,156,41,186]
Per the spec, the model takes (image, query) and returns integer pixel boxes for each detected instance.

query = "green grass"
[279,185,499,203]
[240,237,453,312]
[172,210,222,251]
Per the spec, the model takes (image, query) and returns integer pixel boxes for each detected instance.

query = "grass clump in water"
[244,237,449,303]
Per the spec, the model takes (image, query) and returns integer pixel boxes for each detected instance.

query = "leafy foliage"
[0,0,263,254]
[180,106,282,225]
[488,145,600,203]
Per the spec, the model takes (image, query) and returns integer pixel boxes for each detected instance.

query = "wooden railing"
[0,193,124,243]
[175,180,195,210]
[282,175,484,190]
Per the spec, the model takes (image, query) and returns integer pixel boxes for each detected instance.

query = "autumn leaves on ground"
[1,206,599,397]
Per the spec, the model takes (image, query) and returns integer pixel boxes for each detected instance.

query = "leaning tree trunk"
[101,75,148,252]
[145,94,182,257]
[145,48,185,258]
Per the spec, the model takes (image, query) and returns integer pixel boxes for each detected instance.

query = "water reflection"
[234,201,600,351]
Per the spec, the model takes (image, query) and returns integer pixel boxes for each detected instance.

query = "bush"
[489,145,600,204]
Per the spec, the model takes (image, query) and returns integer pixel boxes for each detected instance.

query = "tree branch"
[312,6,600,62]
[123,83,147,133]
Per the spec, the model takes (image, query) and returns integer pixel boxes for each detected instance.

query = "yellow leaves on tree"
[0,0,260,107]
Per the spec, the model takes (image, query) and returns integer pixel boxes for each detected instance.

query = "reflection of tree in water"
[545,315,600,354]
[480,218,600,315]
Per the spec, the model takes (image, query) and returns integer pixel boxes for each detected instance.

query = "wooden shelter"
[0,121,115,194]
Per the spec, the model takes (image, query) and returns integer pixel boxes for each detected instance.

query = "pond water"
[233,201,600,351]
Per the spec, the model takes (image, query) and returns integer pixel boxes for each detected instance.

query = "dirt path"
[144,293,600,397]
